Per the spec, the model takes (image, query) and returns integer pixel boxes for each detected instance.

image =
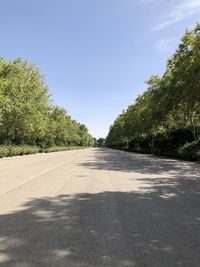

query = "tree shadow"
[0,148,200,266]
[1,189,200,266]
[78,148,200,177]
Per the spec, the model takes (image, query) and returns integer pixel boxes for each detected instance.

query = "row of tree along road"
[105,24,200,161]
[0,57,94,157]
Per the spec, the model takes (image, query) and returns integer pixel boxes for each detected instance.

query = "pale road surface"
[0,148,200,267]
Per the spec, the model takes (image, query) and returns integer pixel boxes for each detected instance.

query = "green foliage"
[178,140,200,161]
[96,138,105,147]
[45,146,85,153]
[0,58,49,144]
[0,146,10,157]
[0,145,87,158]
[129,136,152,154]
[0,57,94,150]
[105,24,200,161]
[0,145,39,158]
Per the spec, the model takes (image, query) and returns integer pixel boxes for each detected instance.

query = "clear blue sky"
[0,0,199,138]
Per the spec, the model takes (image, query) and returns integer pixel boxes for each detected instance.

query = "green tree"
[0,58,49,144]
[0,57,94,148]
[106,23,200,156]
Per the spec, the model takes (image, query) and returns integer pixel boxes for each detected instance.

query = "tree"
[96,138,105,147]
[0,58,49,144]
[0,57,94,148]
[106,23,200,154]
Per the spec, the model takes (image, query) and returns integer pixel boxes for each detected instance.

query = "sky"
[0,0,200,138]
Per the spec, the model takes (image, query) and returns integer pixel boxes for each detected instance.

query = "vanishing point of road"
[0,148,200,267]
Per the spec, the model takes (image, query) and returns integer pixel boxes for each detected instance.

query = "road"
[0,148,200,267]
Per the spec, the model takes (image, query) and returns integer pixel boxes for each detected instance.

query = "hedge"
[0,145,85,158]
[0,145,39,158]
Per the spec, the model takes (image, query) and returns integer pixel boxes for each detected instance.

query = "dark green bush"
[178,140,200,161]
[151,129,195,157]
[107,141,128,150]
[170,128,194,146]
[152,134,175,156]
[128,136,152,153]
[107,130,199,161]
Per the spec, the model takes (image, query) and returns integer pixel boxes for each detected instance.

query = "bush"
[178,139,200,161]
[0,146,10,157]
[170,128,194,146]
[128,136,152,153]
[0,145,85,158]
[106,130,200,161]
[107,141,128,151]
[152,134,175,156]
[0,145,39,158]
[45,146,83,153]
[151,129,195,157]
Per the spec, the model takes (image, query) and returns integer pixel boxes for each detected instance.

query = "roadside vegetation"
[0,57,94,158]
[105,24,200,161]
[93,138,105,147]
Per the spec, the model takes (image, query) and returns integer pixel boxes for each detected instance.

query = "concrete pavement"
[0,148,200,266]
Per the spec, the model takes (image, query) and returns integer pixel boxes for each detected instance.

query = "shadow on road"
[78,148,200,176]
[0,148,200,266]
[1,193,200,266]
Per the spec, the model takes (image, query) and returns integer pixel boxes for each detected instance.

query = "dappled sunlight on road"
[0,148,199,266]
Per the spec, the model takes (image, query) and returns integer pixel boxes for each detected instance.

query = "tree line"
[0,57,94,149]
[105,24,200,160]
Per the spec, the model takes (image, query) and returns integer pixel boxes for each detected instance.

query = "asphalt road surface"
[0,148,200,267]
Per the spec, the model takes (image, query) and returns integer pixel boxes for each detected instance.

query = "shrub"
[0,145,85,158]
[128,136,152,153]
[46,146,83,153]
[0,146,10,157]
[178,140,200,161]
[151,129,195,157]
[0,145,39,158]
[152,134,174,156]
[170,128,194,146]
